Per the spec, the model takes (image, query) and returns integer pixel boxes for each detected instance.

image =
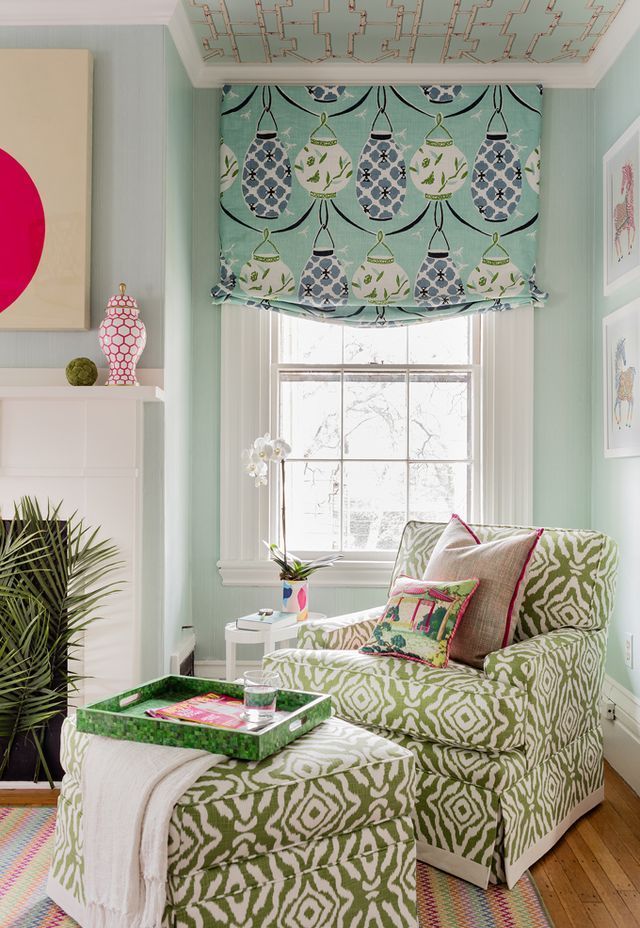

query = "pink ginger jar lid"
[106,282,139,315]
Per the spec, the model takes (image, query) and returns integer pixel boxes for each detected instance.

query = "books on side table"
[236,609,298,631]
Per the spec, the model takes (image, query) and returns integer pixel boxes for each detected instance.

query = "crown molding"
[187,61,588,90]
[167,0,207,86]
[583,1,640,87]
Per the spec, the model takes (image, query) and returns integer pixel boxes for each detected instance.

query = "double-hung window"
[219,306,533,587]
[276,315,479,554]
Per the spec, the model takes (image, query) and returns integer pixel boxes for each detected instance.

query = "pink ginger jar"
[99,282,146,386]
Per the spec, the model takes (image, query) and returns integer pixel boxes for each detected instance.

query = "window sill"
[217,558,394,588]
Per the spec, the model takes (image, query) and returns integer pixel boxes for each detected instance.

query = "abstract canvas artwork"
[0,50,92,330]
[603,299,640,457]
[603,115,640,296]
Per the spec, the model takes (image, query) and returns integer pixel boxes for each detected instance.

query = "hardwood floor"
[0,788,59,806]
[532,763,640,927]
[1,763,639,926]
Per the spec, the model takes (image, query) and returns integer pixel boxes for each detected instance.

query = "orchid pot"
[282,579,309,622]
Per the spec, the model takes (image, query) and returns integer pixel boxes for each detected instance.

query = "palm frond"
[0,591,59,784]
[0,497,122,786]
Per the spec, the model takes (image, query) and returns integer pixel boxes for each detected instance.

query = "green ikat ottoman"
[50,714,418,928]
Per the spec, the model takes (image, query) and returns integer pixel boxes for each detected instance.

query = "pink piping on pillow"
[501,527,543,647]
[450,514,544,650]
[451,512,482,544]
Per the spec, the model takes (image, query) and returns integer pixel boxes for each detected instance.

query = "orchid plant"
[241,433,342,582]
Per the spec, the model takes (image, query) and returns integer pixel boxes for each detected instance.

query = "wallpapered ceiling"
[182,0,625,65]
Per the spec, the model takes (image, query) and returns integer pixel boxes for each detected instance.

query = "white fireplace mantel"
[0,371,165,707]
[0,385,163,400]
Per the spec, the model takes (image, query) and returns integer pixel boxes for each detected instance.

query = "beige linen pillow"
[423,514,543,668]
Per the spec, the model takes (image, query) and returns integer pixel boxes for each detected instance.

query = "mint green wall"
[0,26,166,367]
[163,35,195,666]
[592,31,640,699]
[533,90,593,530]
[190,87,595,662]
[190,89,382,662]
[0,28,195,672]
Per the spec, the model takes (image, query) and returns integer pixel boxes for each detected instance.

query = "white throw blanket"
[81,734,225,928]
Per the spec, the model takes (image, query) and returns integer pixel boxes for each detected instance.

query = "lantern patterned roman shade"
[212,83,545,327]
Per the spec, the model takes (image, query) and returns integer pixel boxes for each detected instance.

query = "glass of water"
[243,669,282,726]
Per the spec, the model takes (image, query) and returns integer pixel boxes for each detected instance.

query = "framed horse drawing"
[603,116,640,295]
[603,299,640,457]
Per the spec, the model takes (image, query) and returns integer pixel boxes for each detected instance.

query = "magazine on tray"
[145,692,288,730]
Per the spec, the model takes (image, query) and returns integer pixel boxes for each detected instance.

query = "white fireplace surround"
[0,368,164,708]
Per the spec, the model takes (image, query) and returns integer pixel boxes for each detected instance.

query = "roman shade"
[212,83,546,327]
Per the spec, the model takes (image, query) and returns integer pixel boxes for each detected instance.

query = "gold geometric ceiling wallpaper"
[182,0,625,65]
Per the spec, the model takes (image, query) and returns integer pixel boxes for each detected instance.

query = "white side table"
[224,613,327,682]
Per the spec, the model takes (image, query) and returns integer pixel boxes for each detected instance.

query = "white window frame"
[218,305,533,588]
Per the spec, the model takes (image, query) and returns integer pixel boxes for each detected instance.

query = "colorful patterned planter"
[282,579,309,622]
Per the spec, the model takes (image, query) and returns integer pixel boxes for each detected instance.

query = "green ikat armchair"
[264,521,619,889]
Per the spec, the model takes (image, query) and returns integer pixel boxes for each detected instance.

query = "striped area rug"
[0,807,75,927]
[417,861,554,927]
[1,807,553,928]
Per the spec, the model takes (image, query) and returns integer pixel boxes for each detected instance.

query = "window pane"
[343,326,407,364]
[409,317,470,364]
[409,374,469,460]
[284,461,341,551]
[409,463,469,522]
[344,462,406,551]
[280,372,341,458]
[279,315,342,363]
[344,372,407,459]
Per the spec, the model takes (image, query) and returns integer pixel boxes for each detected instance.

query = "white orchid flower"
[241,447,268,481]
[242,433,291,495]
[253,433,274,461]
[248,461,268,478]
[241,447,259,467]
[272,438,292,461]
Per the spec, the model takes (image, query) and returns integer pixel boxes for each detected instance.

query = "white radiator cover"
[0,375,164,706]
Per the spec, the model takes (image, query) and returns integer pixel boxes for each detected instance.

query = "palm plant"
[0,498,121,786]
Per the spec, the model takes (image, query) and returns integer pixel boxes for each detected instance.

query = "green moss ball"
[66,357,98,386]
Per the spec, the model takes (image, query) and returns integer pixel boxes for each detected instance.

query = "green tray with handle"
[76,675,332,761]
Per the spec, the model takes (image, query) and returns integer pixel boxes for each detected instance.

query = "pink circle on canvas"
[0,148,45,312]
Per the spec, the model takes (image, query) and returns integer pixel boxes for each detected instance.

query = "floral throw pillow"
[360,575,479,669]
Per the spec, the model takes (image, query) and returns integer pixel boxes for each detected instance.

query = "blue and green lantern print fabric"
[212,83,546,327]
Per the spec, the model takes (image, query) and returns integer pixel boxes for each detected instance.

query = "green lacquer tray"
[76,675,332,761]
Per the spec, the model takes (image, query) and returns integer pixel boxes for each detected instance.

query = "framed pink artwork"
[603,115,640,297]
[0,50,92,330]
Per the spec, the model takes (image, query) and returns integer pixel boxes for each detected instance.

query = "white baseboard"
[602,674,640,796]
